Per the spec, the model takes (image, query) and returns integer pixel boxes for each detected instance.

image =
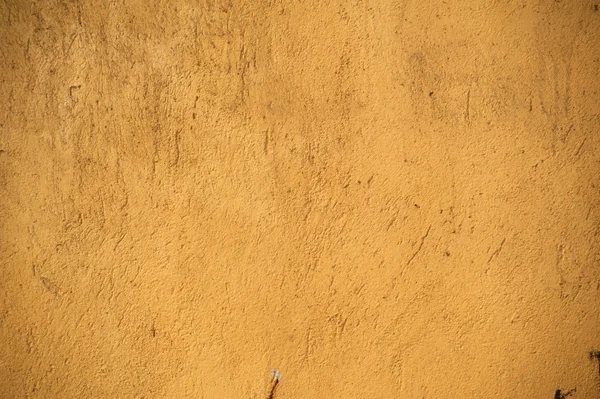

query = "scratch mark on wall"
[305,328,312,361]
[487,238,506,264]
[264,129,269,155]
[574,138,586,158]
[40,277,61,297]
[465,89,470,122]
[406,225,432,266]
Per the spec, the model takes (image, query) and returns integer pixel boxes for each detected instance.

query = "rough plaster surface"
[1,0,600,398]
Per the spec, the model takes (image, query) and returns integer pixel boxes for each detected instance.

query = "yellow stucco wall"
[1,1,600,397]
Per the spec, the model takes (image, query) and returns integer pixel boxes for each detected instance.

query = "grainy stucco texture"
[1,0,600,398]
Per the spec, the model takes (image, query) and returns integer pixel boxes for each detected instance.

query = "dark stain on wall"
[590,351,600,377]
[554,388,575,399]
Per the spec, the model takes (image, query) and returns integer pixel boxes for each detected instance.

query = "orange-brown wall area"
[1,1,600,398]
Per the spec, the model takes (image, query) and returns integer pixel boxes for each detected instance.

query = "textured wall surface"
[1,0,600,398]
